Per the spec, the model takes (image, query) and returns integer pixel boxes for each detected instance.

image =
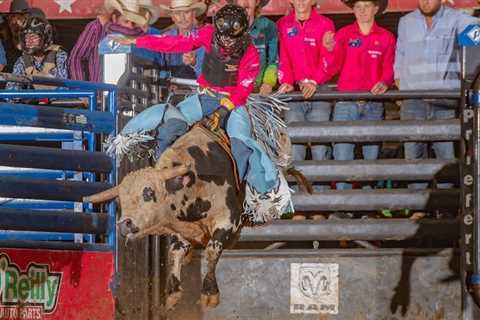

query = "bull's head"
[83,164,192,241]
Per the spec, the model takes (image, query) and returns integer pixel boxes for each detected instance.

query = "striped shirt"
[68,18,106,82]
[68,18,161,82]
[395,5,478,90]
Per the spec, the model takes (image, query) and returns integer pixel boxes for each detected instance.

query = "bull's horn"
[157,163,192,180]
[83,186,120,203]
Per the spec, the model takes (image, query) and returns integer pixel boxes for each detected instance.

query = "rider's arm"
[136,25,213,54]
[229,44,260,107]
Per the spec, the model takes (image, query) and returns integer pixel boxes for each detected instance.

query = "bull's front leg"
[165,234,191,311]
[200,228,234,308]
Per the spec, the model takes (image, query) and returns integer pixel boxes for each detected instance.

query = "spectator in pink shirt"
[331,0,395,190]
[277,0,336,190]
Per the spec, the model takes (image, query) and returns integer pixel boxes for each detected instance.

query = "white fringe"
[104,131,156,161]
[246,94,293,168]
[243,172,294,225]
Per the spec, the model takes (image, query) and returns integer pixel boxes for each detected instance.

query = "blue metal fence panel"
[0,76,117,250]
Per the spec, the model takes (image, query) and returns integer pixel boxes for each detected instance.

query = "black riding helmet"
[20,16,53,55]
[213,4,250,56]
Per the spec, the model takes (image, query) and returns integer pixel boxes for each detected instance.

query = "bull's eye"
[143,187,157,202]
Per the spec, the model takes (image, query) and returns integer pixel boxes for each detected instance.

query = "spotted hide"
[83,125,243,311]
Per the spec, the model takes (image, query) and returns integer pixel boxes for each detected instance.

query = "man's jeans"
[285,99,331,192]
[333,101,384,190]
[285,100,332,161]
[400,99,457,189]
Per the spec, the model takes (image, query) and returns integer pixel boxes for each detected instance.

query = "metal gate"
[103,25,480,319]
[0,75,118,319]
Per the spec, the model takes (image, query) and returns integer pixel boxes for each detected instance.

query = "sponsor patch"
[348,38,362,48]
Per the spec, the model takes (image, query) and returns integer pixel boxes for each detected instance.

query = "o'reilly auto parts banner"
[0,248,114,320]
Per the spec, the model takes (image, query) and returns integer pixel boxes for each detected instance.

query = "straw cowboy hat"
[341,0,388,14]
[104,0,160,26]
[159,0,207,17]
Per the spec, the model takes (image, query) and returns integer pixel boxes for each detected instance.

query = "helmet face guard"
[20,16,53,55]
[213,4,249,56]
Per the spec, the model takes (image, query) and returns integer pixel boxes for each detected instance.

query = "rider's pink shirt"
[136,25,259,107]
[277,10,336,86]
[332,22,396,92]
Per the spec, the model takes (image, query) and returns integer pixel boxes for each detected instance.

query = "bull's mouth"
[118,219,163,245]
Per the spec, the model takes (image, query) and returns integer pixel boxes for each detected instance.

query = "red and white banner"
[0,248,114,320]
[0,0,479,19]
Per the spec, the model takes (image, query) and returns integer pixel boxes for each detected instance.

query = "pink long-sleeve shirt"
[277,10,336,86]
[136,25,259,107]
[332,22,396,92]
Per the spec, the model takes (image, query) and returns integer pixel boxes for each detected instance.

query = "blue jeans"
[285,100,332,161]
[400,99,456,189]
[156,93,279,193]
[285,100,331,191]
[333,101,384,190]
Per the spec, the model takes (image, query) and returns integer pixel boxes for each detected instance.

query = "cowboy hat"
[159,0,207,17]
[259,0,270,7]
[341,0,388,14]
[138,0,160,25]
[104,0,154,26]
[2,0,46,19]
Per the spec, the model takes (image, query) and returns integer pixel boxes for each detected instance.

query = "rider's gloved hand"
[209,98,235,129]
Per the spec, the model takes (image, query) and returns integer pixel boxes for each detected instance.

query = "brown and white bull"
[84,126,246,310]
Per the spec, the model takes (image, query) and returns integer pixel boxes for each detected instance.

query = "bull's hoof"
[165,291,183,311]
[200,293,220,308]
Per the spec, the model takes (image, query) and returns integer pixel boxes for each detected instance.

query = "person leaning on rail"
[277,0,337,192]
[157,0,207,80]
[395,0,478,190]
[236,0,279,95]
[68,0,161,83]
[5,15,68,91]
[0,0,47,74]
[328,0,394,191]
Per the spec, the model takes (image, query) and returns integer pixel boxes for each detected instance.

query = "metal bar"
[0,144,112,173]
[292,159,459,181]
[0,103,115,133]
[279,90,461,102]
[239,219,458,242]
[0,240,112,251]
[288,119,460,143]
[292,189,460,211]
[0,90,97,99]
[0,73,117,91]
[0,208,108,234]
[0,177,112,202]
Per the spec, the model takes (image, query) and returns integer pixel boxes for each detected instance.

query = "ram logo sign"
[290,263,339,315]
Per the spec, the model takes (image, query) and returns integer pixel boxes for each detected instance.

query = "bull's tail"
[285,167,313,194]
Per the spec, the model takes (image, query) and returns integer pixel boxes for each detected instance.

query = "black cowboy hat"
[2,0,46,19]
[259,0,270,7]
[342,0,388,15]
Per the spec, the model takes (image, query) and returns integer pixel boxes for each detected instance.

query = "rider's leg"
[155,105,189,159]
[226,107,279,193]
[155,118,188,158]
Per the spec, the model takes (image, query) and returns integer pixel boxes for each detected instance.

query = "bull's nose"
[118,219,140,237]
